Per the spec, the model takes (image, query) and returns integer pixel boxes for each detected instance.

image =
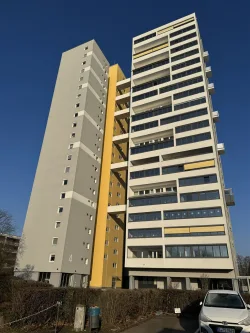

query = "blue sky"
[0,0,249,255]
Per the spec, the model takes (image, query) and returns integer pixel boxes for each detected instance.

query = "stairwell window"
[52,237,58,245]
[75,103,80,107]
[114,237,118,242]
[113,263,117,268]
[60,193,66,199]
[69,144,74,149]
[58,207,63,213]
[67,155,72,160]
[65,167,70,173]
[49,254,55,262]
[55,222,61,228]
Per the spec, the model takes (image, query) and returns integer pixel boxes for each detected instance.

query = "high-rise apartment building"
[16,13,238,290]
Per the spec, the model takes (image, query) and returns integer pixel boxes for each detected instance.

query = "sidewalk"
[122,315,198,333]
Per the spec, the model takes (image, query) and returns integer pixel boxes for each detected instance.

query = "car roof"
[208,290,238,295]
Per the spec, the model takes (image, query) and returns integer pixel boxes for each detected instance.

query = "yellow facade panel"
[184,159,215,171]
[173,17,194,28]
[190,225,225,233]
[133,43,168,59]
[164,227,190,234]
[158,26,173,35]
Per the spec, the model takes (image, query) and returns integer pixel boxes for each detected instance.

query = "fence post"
[74,305,86,332]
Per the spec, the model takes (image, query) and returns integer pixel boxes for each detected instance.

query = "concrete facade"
[15,41,109,287]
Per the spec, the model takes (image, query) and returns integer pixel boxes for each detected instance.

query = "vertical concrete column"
[185,277,191,290]
[50,273,62,287]
[247,278,250,294]
[129,275,135,289]
[74,305,86,332]
[166,277,172,289]
[232,278,239,292]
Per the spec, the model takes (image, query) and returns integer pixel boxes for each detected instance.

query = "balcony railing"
[225,188,235,206]
[131,139,174,155]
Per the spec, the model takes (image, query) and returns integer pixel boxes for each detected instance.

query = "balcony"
[114,108,130,119]
[203,51,209,62]
[225,188,235,206]
[212,111,219,122]
[217,143,225,155]
[113,133,129,144]
[116,78,131,90]
[206,66,212,78]
[116,92,130,105]
[127,246,163,259]
[111,161,128,172]
[208,83,215,94]
[107,204,126,214]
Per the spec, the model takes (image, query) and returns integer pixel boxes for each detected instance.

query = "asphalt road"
[122,315,199,333]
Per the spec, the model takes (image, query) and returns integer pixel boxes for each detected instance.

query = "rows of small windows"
[165,244,229,258]
[163,207,223,220]
[171,40,198,54]
[131,137,174,155]
[165,231,225,238]
[131,120,158,133]
[134,32,156,45]
[180,190,220,203]
[161,108,207,126]
[170,32,197,46]
[175,119,209,134]
[176,132,211,146]
[128,228,162,238]
[133,75,170,93]
[172,66,201,80]
[179,174,217,187]
[129,194,177,207]
[133,59,169,75]
[170,24,196,38]
[174,97,206,111]
[172,57,200,71]
[132,90,157,102]
[128,212,161,222]
[174,86,204,100]
[171,48,199,62]
[130,168,160,179]
[134,186,177,196]
[160,76,203,94]
[131,105,172,122]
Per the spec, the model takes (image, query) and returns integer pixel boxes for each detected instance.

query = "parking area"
[123,315,199,333]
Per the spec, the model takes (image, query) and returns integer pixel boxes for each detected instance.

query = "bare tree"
[237,255,250,276]
[0,209,15,235]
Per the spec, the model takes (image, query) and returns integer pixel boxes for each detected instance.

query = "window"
[114,237,118,242]
[69,144,74,149]
[88,229,91,235]
[78,85,83,89]
[115,225,119,230]
[67,155,72,160]
[174,86,204,100]
[165,244,228,258]
[86,243,90,249]
[85,258,88,265]
[52,237,58,245]
[128,212,161,222]
[132,105,172,122]
[65,167,70,173]
[133,58,169,75]
[128,228,162,238]
[74,113,78,117]
[106,227,110,232]
[84,46,88,50]
[133,75,170,93]
[89,215,93,221]
[58,207,63,213]
[172,66,201,80]
[131,138,174,155]
[117,192,121,197]
[171,40,198,54]
[161,107,207,126]
[105,240,109,245]
[77,94,81,98]
[171,48,199,62]
[129,194,177,207]
[75,103,80,108]
[170,24,196,38]
[164,225,225,237]
[179,174,217,187]
[130,168,160,179]
[170,32,197,46]
[104,254,108,259]
[132,90,158,102]
[174,97,206,111]
[113,263,117,268]
[39,272,51,283]
[131,120,158,133]
[93,190,96,195]
[49,254,55,262]
[72,123,77,127]
[79,77,83,81]
[113,249,118,255]
[71,133,76,138]
[176,132,211,146]
[109,192,112,197]
[172,57,200,71]
[162,164,184,174]
[117,182,121,187]
[55,221,61,228]
[180,190,220,202]
[160,76,203,94]
[82,61,86,65]
[60,193,66,199]
[175,120,209,134]
[134,32,156,44]
[63,179,68,185]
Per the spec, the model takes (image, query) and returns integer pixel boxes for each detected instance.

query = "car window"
[204,293,245,309]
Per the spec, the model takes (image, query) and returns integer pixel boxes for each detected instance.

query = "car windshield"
[204,293,245,309]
